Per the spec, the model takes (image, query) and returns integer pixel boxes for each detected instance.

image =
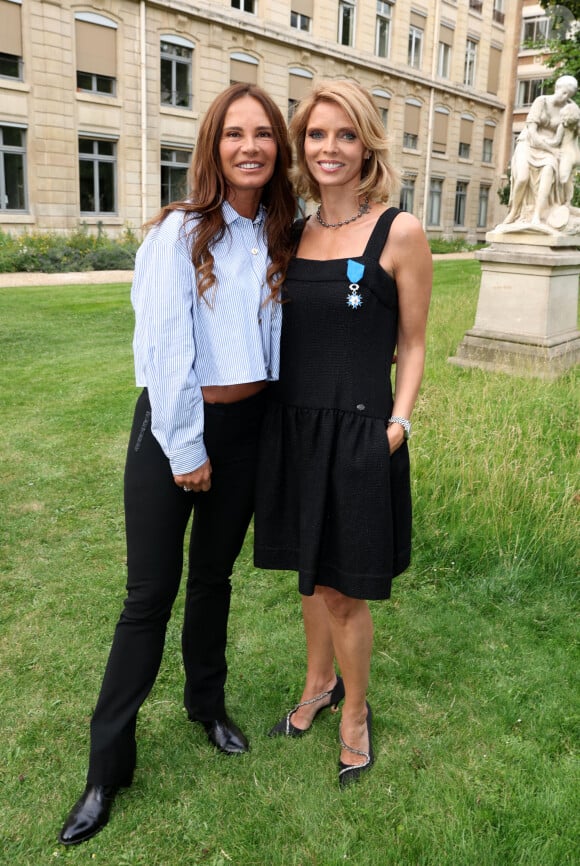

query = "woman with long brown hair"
[59,83,295,845]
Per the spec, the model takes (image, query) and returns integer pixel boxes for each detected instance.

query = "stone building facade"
[1,0,521,240]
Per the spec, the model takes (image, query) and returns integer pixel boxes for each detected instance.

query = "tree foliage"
[538,1,580,87]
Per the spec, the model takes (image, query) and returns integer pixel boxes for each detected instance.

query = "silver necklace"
[315,197,370,229]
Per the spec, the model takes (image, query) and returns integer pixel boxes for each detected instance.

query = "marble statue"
[498,75,580,235]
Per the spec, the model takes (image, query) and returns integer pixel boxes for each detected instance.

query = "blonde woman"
[255,79,432,786]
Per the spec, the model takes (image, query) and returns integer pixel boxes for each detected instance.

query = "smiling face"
[218,95,278,211]
[303,100,369,194]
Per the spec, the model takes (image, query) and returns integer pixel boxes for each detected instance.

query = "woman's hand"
[174,458,212,492]
[386,423,405,456]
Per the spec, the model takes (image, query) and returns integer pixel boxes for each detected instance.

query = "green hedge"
[0,224,139,273]
[0,224,481,273]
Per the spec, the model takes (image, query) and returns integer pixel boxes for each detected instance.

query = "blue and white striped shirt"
[131,201,281,474]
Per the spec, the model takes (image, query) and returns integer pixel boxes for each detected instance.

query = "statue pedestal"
[449,234,580,380]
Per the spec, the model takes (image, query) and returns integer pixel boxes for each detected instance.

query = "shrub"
[0,225,139,273]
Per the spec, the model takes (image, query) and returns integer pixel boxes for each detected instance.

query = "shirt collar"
[222,200,266,227]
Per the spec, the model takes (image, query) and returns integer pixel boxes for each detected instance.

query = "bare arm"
[381,212,433,453]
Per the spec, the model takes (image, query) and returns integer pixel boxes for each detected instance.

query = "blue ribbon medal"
[346,260,365,309]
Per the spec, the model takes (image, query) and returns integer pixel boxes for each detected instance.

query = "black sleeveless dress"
[254,208,411,600]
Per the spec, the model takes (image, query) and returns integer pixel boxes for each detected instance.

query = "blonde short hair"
[289,78,398,203]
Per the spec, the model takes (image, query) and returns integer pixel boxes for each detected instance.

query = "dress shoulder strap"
[363,207,401,260]
[291,217,307,251]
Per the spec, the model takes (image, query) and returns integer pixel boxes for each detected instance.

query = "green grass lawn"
[0,262,578,866]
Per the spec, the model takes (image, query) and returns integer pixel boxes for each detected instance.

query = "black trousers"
[87,388,266,786]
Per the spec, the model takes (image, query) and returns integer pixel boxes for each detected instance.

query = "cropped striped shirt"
[131,201,280,474]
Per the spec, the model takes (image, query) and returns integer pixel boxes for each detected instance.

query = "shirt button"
[356,403,366,411]
[251,247,259,255]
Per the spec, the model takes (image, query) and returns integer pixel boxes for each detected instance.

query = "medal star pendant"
[346,259,365,310]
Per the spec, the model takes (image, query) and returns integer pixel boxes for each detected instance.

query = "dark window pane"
[98,161,115,211]
[0,52,20,78]
[77,71,93,90]
[3,154,26,209]
[175,62,190,107]
[3,127,23,147]
[79,160,96,211]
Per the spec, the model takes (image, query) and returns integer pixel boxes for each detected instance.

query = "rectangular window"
[291,11,311,31]
[75,16,117,94]
[408,25,423,69]
[438,24,453,78]
[493,1,505,25]
[469,0,483,12]
[454,181,468,226]
[403,100,421,150]
[231,0,255,12]
[437,42,451,78]
[516,79,546,107]
[77,71,116,96]
[522,16,550,45]
[487,45,501,95]
[432,109,449,155]
[161,147,191,207]
[375,1,391,58]
[0,52,22,78]
[161,41,193,109]
[399,176,415,214]
[459,117,473,160]
[230,55,258,85]
[0,125,27,210]
[79,138,116,214]
[478,185,490,227]
[464,39,477,87]
[0,0,23,80]
[482,137,493,163]
[338,0,356,47]
[428,178,443,226]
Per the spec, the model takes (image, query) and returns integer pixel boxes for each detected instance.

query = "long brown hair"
[289,79,398,204]
[149,83,295,300]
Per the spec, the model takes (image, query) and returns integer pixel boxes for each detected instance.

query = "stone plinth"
[449,234,580,380]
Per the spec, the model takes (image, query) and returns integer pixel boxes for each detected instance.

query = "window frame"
[231,0,255,12]
[516,78,546,108]
[399,175,416,214]
[338,0,356,47]
[76,71,116,96]
[521,15,550,45]
[291,11,311,32]
[477,184,490,228]
[454,180,468,227]
[375,1,392,59]
[160,36,194,110]
[428,178,443,226]
[437,41,451,78]
[408,24,424,69]
[464,39,477,87]
[160,146,192,207]
[0,123,27,211]
[78,136,117,215]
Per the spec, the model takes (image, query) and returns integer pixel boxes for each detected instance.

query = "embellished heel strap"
[268,677,345,738]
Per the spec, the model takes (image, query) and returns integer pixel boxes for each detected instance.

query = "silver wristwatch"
[388,416,412,440]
